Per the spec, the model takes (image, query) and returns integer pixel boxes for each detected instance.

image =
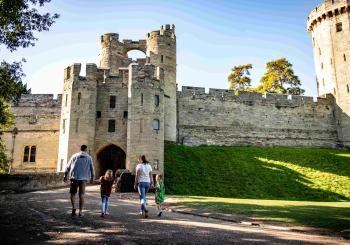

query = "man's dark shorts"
[70,180,87,195]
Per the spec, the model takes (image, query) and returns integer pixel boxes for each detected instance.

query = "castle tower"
[308,0,350,147]
[57,63,98,171]
[99,33,129,76]
[146,25,177,142]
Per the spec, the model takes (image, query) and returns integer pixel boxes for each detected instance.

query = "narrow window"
[65,94,68,107]
[330,58,332,65]
[63,119,66,134]
[140,119,143,133]
[96,111,102,119]
[312,37,315,47]
[347,84,349,93]
[60,159,64,172]
[152,119,160,131]
[77,92,81,105]
[123,111,128,119]
[321,62,324,69]
[75,118,80,133]
[319,48,321,55]
[336,23,342,32]
[141,93,143,105]
[160,55,164,63]
[23,146,30,162]
[154,95,160,107]
[108,119,115,132]
[30,146,36,162]
[110,96,116,108]
[344,54,347,62]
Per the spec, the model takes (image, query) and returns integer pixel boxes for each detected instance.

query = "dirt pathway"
[0,186,347,244]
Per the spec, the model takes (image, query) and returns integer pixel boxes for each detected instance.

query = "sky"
[2,0,324,97]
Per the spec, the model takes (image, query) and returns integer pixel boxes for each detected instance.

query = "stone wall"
[0,94,61,173]
[177,87,338,147]
[0,173,67,193]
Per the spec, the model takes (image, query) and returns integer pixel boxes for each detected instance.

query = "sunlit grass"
[171,196,350,232]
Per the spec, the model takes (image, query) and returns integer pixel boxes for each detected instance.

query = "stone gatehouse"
[1,1,349,175]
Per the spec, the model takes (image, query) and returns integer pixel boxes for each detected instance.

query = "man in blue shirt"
[64,145,95,217]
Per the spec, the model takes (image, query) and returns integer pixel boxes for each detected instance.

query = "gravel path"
[0,186,348,245]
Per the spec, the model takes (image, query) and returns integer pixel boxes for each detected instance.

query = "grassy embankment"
[165,144,350,231]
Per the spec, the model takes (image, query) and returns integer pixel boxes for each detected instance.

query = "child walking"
[155,174,165,217]
[100,169,114,218]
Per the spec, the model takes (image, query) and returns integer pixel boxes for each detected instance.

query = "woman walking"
[134,155,153,218]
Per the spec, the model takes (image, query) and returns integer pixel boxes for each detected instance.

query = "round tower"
[307,0,350,146]
[99,33,128,76]
[146,24,177,142]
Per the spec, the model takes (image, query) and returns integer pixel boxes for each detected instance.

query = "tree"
[0,0,59,172]
[228,64,253,94]
[257,58,305,95]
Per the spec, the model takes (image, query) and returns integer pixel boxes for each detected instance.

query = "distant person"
[64,145,95,217]
[134,155,153,218]
[99,169,114,218]
[155,174,165,217]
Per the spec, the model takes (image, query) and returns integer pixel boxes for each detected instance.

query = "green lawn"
[165,144,350,201]
[171,196,350,232]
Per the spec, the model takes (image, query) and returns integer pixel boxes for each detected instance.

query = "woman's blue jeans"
[137,182,150,211]
[101,196,109,213]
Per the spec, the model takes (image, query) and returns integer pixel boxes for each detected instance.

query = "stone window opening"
[140,119,143,133]
[344,54,347,62]
[110,96,116,108]
[123,111,128,119]
[60,159,64,172]
[321,62,324,69]
[160,55,164,63]
[347,84,349,93]
[152,119,160,132]
[312,37,315,47]
[154,95,160,107]
[65,94,68,107]
[108,119,115,132]
[141,93,144,105]
[77,92,81,105]
[75,118,80,133]
[63,119,66,134]
[336,23,342,32]
[96,111,102,119]
[23,146,36,163]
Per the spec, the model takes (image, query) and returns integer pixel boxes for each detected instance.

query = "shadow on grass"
[165,145,350,201]
[174,200,350,232]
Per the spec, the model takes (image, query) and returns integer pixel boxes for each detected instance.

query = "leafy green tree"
[228,64,253,94]
[257,58,305,95]
[0,0,58,172]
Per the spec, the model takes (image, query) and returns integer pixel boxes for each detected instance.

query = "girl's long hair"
[138,155,148,164]
[104,169,114,181]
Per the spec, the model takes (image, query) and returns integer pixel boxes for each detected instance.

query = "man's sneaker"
[144,210,149,218]
[101,213,105,218]
[157,211,162,217]
[71,209,76,217]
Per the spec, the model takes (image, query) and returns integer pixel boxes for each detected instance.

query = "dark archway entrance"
[96,145,126,178]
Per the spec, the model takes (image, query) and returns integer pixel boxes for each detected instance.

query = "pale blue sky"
[2,0,323,97]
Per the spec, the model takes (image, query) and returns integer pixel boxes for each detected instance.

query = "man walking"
[64,145,95,217]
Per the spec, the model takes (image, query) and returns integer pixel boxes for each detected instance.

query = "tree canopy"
[257,58,305,95]
[0,0,58,172]
[228,64,253,94]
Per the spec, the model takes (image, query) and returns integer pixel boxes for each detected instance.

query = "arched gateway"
[96,144,126,178]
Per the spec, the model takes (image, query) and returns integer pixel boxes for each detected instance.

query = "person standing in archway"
[134,155,153,218]
[64,145,95,217]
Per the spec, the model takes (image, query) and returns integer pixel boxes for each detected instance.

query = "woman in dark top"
[100,169,114,217]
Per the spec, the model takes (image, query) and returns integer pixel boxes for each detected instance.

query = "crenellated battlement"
[178,86,334,107]
[307,0,350,32]
[13,94,62,107]
[147,24,176,40]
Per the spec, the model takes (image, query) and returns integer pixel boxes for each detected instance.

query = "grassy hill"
[164,144,350,201]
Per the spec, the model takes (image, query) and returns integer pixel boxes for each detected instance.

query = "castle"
[1,0,349,176]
